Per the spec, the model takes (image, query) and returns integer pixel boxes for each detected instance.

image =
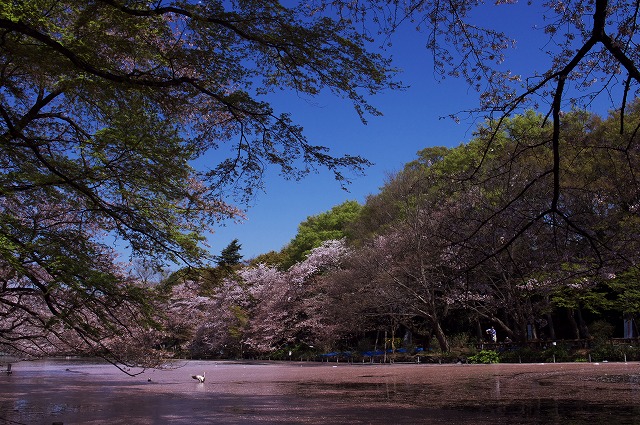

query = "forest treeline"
[159,105,640,360]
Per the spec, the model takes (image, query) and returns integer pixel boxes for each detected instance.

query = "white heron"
[192,371,205,383]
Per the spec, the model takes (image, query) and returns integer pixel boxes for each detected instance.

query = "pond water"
[1,359,639,424]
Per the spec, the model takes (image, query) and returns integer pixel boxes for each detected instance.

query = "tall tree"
[0,1,395,366]
[323,0,640,274]
[282,200,362,268]
[216,239,243,268]
[238,239,350,354]
[353,106,640,346]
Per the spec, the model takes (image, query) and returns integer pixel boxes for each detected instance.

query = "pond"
[1,359,639,424]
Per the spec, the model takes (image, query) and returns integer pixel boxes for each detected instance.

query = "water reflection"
[0,360,639,424]
[471,399,640,424]
[297,365,640,425]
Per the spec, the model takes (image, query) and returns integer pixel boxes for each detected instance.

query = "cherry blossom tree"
[0,1,395,363]
[162,275,252,358]
[0,197,165,371]
[236,240,350,355]
[237,263,292,354]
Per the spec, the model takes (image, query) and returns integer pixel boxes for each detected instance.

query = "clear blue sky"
[204,2,606,261]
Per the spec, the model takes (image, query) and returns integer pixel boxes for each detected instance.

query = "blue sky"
[204,2,601,261]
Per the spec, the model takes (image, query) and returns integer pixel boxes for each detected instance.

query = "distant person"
[486,326,497,343]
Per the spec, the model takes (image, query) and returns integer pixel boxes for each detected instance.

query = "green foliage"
[228,305,249,341]
[448,333,474,350]
[158,268,201,292]
[199,266,238,294]
[492,343,640,364]
[607,269,640,314]
[589,320,615,343]
[249,250,290,268]
[542,344,571,363]
[281,200,362,268]
[468,350,500,364]
[0,0,396,365]
[551,277,613,316]
[499,347,541,363]
[216,239,243,268]
[499,344,572,363]
[589,344,628,362]
[6,0,640,370]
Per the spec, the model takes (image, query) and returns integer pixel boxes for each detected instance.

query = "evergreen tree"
[216,239,243,268]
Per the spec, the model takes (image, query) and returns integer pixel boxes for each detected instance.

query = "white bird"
[192,372,205,383]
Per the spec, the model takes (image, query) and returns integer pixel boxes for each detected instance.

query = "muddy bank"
[1,360,639,424]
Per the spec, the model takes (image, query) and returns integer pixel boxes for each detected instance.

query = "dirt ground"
[1,359,639,424]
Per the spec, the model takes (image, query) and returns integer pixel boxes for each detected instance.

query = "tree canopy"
[0,0,395,367]
[281,200,363,268]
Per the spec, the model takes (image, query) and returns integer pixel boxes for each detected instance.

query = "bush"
[499,346,542,363]
[448,333,474,350]
[589,320,615,343]
[624,345,640,361]
[542,343,571,363]
[499,344,570,363]
[468,350,500,364]
[588,342,640,362]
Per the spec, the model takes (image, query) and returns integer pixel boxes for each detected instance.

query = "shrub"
[589,343,636,362]
[589,320,615,343]
[542,343,571,363]
[499,346,542,363]
[448,333,474,350]
[468,350,500,364]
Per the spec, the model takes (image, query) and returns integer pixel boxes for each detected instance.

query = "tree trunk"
[391,326,396,363]
[567,309,580,340]
[475,320,484,343]
[491,317,513,342]
[546,313,556,340]
[383,330,388,363]
[433,321,450,352]
[576,308,590,339]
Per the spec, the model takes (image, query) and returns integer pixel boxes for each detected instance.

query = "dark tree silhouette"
[216,239,243,268]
